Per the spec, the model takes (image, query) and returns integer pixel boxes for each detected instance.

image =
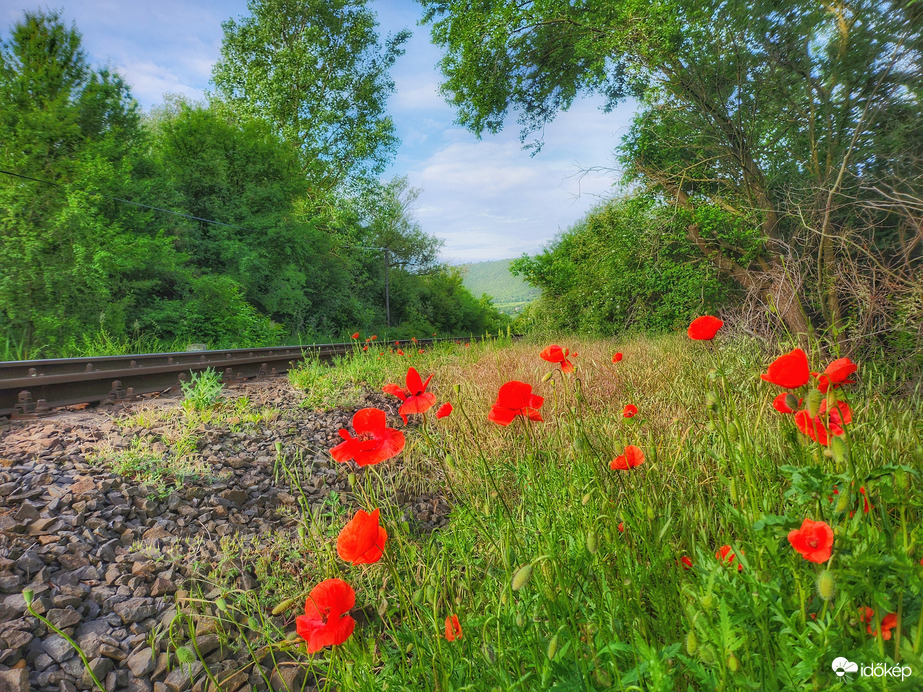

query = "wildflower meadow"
[189,324,920,691]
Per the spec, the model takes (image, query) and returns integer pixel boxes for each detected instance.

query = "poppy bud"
[271,598,295,616]
[247,616,259,630]
[822,448,834,459]
[482,643,497,663]
[516,613,525,628]
[646,506,655,521]
[425,585,437,606]
[586,530,598,555]
[785,393,800,411]
[686,629,698,655]
[406,643,414,654]
[706,421,716,433]
[541,371,554,382]
[298,525,306,542]
[378,597,389,618]
[445,454,455,469]
[816,570,836,601]
[453,384,461,395]
[574,435,588,454]
[348,472,356,488]
[707,369,718,381]
[412,588,423,604]
[581,492,592,505]
[547,633,559,660]
[705,392,717,409]
[835,490,850,513]
[727,653,740,672]
[215,597,228,613]
[512,563,534,591]
[830,436,847,464]
[22,589,34,607]
[805,389,823,417]
[701,593,715,610]
[177,645,196,664]
[727,423,739,442]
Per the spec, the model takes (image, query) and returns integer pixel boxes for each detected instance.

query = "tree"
[0,10,181,353]
[212,0,409,191]
[420,0,923,346]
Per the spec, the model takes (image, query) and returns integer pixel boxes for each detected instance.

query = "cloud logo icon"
[832,657,859,677]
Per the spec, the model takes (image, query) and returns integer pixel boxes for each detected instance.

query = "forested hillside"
[0,9,503,359]
[459,259,539,315]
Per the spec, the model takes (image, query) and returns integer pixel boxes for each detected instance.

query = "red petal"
[405,367,424,394]
[488,405,517,426]
[687,315,724,340]
[495,381,533,409]
[760,349,810,389]
[399,393,437,418]
[352,408,388,434]
[382,383,407,401]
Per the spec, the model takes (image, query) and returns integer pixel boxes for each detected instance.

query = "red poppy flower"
[680,556,693,570]
[819,399,851,436]
[411,337,417,343]
[761,349,810,389]
[814,357,857,394]
[436,402,453,419]
[717,545,743,571]
[383,367,437,423]
[622,404,638,418]
[418,349,424,354]
[610,445,645,470]
[787,518,834,563]
[371,335,377,340]
[540,344,576,373]
[861,608,898,640]
[330,408,405,466]
[445,614,462,641]
[612,352,623,363]
[859,486,872,514]
[488,381,544,426]
[351,332,359,339]
[794,400,851,446]
[617,522,625,533]
[362,345,369,352]
[396,349,404,356]
[295,579,356,653]
[687,316,724,340]
[772,393,800,414]
[337,508,387,565]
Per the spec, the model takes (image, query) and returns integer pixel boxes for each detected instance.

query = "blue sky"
[3,1,638,262]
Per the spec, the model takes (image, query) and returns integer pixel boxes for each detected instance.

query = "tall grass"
[177,334,923,690]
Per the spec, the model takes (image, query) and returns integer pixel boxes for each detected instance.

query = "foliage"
[181,367,225,413]
[212,0,409,191]
[0,10,503,359]
[420,0,923,350]
[512,196,731,334]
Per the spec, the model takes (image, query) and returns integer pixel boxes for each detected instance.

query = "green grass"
[172,334,923,690]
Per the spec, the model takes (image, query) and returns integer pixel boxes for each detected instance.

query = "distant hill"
[458,259,540,315]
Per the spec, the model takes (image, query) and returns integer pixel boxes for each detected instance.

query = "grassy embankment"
[174,333,922,691]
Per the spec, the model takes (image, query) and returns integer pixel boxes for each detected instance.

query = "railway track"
[0,336,490,420]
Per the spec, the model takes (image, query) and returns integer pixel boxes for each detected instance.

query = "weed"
[182,368,224,413]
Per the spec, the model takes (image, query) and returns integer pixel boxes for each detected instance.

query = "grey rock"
[0,669,29,692]
[42,634,76,663]
[114,597,157,624]
[126,646,156,677]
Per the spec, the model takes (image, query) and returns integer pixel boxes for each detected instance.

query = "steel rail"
[0,336,493,420]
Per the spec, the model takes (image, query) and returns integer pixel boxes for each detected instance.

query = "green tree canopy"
[212,0,409,192]
[420,0,923,347]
